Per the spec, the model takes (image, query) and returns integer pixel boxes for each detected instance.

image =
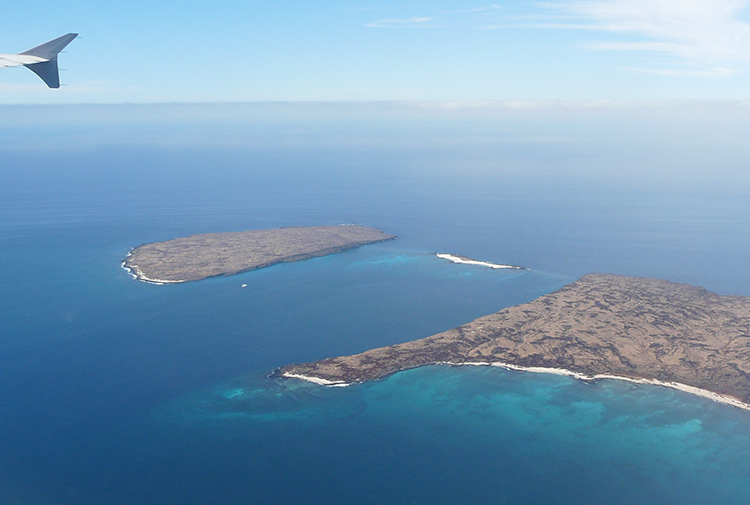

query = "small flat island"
[124,225,395,284]
[276,274,750,408]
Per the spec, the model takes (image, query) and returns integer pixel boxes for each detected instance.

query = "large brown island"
[124,225,395,283]
[277,274,750,408]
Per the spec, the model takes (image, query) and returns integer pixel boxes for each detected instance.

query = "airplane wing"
[0,54,47,68]
[0,33,77,88]
[20,33,78,59]
[0,56,20,68]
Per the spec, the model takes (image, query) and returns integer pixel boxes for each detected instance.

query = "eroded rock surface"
[278,274,750,402]
[124,225,395,283]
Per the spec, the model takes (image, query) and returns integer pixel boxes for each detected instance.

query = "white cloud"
[366,16,433,28]
[626,66,736,77]
[442,4,502,14]
[363,1,750,76]
[543,0,750,67]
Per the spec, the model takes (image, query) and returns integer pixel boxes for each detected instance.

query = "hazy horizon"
[4,3,750,503]
[5,1,750,103]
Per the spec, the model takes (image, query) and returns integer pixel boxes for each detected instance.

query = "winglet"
[25,59,62,88]
[20,33,78,88]
[20,33,78,59]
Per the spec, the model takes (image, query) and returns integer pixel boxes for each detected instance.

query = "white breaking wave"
[282,372,348,386]
[284,361,750,411]
[444,361,750,412]
[436,253,522,270]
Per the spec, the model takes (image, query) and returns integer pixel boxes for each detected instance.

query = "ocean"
[2,102,750,504]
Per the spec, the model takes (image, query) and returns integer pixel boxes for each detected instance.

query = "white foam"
[125,262,186,284]
[441,361,750,411]
[436,253,521,270]
[282,372,348,386]
[286,360,750,410]
[121,261,138,280]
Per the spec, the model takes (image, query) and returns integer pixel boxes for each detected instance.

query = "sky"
[3,1,750,103]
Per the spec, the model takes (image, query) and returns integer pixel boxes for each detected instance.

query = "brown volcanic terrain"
[277,274,750,403]
[124,225,395,283]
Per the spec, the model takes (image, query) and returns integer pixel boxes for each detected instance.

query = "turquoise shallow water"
[152,365,750,505]
[3,104,750,504]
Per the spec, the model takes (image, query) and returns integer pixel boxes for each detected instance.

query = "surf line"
[445,361,750,412]
[436,253,525,270]
[281,373,350,387]
[121,252,186,285]
[283,362,750,411]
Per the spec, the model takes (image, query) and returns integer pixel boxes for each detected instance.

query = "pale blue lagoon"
[2,102,750,504]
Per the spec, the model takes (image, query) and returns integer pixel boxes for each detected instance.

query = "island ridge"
[277,274,750,407]
[124,225,395,283]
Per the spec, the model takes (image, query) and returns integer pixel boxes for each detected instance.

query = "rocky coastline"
[276,274,750,408]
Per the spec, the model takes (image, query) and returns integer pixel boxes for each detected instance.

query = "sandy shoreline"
[436,253,523,270]
[469,362,750,411]
[281,373,348,386]
[284,362,750,411]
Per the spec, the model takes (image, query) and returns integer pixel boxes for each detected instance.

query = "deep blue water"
[2,103,750,504]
